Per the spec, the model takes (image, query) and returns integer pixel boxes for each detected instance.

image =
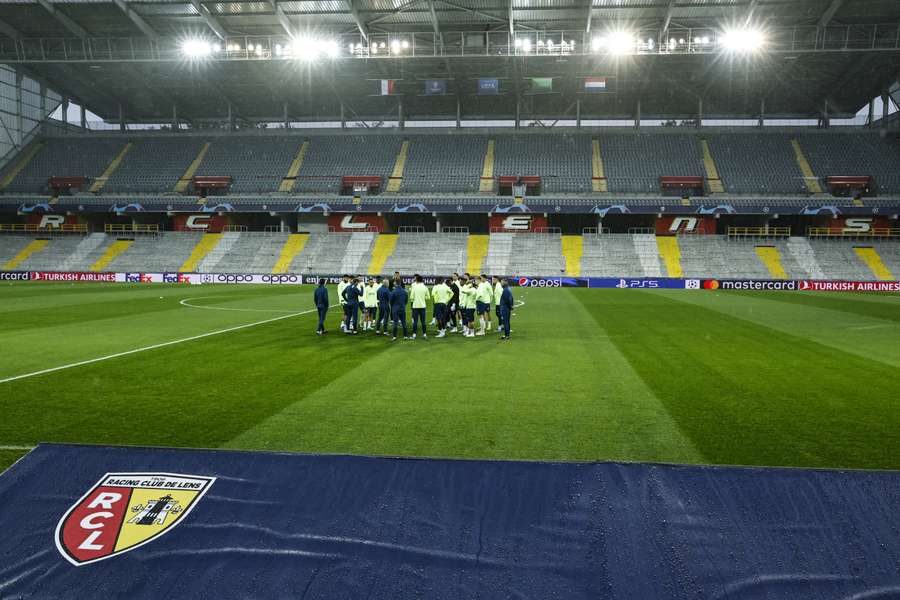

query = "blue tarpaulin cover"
[1,443,899,599]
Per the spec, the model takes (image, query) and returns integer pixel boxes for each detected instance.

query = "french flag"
[380,80,395,95]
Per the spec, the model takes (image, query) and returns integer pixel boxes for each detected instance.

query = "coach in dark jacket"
[313,279,329,335]
[389,283,409,340]
[376,278,391,335]
[341,278,362,333]
[499,280,513,340]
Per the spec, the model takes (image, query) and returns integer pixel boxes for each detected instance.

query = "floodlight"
[247,43,255,52]
[702,36,710,44]
[521,39,532,52]
[390,39,401,53]
[379,41,386,48]
[591,36,603,52]
[291,37,317,59]
[324,40,339,58]
[212,43,221,52]
[401,40,409,49]
[694,37,701,44]
[275,44,283,56]
[606,31,634,55]
[720,28,765,52]
[181,39,212,58]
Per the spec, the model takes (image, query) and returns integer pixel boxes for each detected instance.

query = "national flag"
[380,80,395,95]
[424,79,447,95]
[478,78,500,95]
[584,77,607,92]
[530,77,552,93]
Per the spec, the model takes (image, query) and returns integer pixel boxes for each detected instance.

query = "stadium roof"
[1,0,899,123]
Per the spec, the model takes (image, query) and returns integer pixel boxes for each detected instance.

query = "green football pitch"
[1,282,899,474]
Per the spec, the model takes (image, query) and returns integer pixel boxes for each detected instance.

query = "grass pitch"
[1,282,898,473]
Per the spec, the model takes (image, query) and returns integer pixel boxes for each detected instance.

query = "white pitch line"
[0,306,323,385]
[0,445,33,451]
[180,296,297,314]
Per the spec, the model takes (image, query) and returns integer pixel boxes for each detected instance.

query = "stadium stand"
[0,235,46,269]
[799,132,900,194]
[0,230,897,281]
[291,232,375,274]
[704,133,807,194]
[401,136,487,193]
[679,237,780,279]
[579,234,646,277]
[103,233,202,273]
[2,130,900,198]
[4,137,125,193]
[211,232,287,273]
[12,235,93,271]
[493,134,592,193]
[195,137,302,194]
[806,240,896,280]
[600,134,706,194]
[104,137,206,193]
[485,233,567,275]
[384,232,469,273]
[294,136,402,193]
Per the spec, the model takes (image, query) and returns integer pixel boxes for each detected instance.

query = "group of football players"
[313,272,515,340]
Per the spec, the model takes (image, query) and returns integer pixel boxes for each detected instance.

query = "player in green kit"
[431,278,452,338]
[409,274,430,339]
[362,278,378,331]
[460,278,477,338]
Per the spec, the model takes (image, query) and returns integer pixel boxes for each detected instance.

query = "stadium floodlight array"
[513,37,576,55]
[345,37,410,57]
[183,26,766,62]
[180,39,220,58]
[273,37,340,60]
[719,28,766,52]
[589,32,650,55]
[581,27,763,56]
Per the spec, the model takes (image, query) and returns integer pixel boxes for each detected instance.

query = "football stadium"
[0,0,899,596]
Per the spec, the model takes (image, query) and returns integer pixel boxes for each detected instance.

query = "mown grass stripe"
[0,306,325,385]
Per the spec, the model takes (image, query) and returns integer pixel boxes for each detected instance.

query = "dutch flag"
[584,77,607,92]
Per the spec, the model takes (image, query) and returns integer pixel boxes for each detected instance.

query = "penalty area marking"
[0,306,327,386]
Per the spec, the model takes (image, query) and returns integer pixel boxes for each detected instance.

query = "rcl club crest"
[55,473,215,566]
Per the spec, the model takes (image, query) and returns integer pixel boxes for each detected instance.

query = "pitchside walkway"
[2,443,899,598]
